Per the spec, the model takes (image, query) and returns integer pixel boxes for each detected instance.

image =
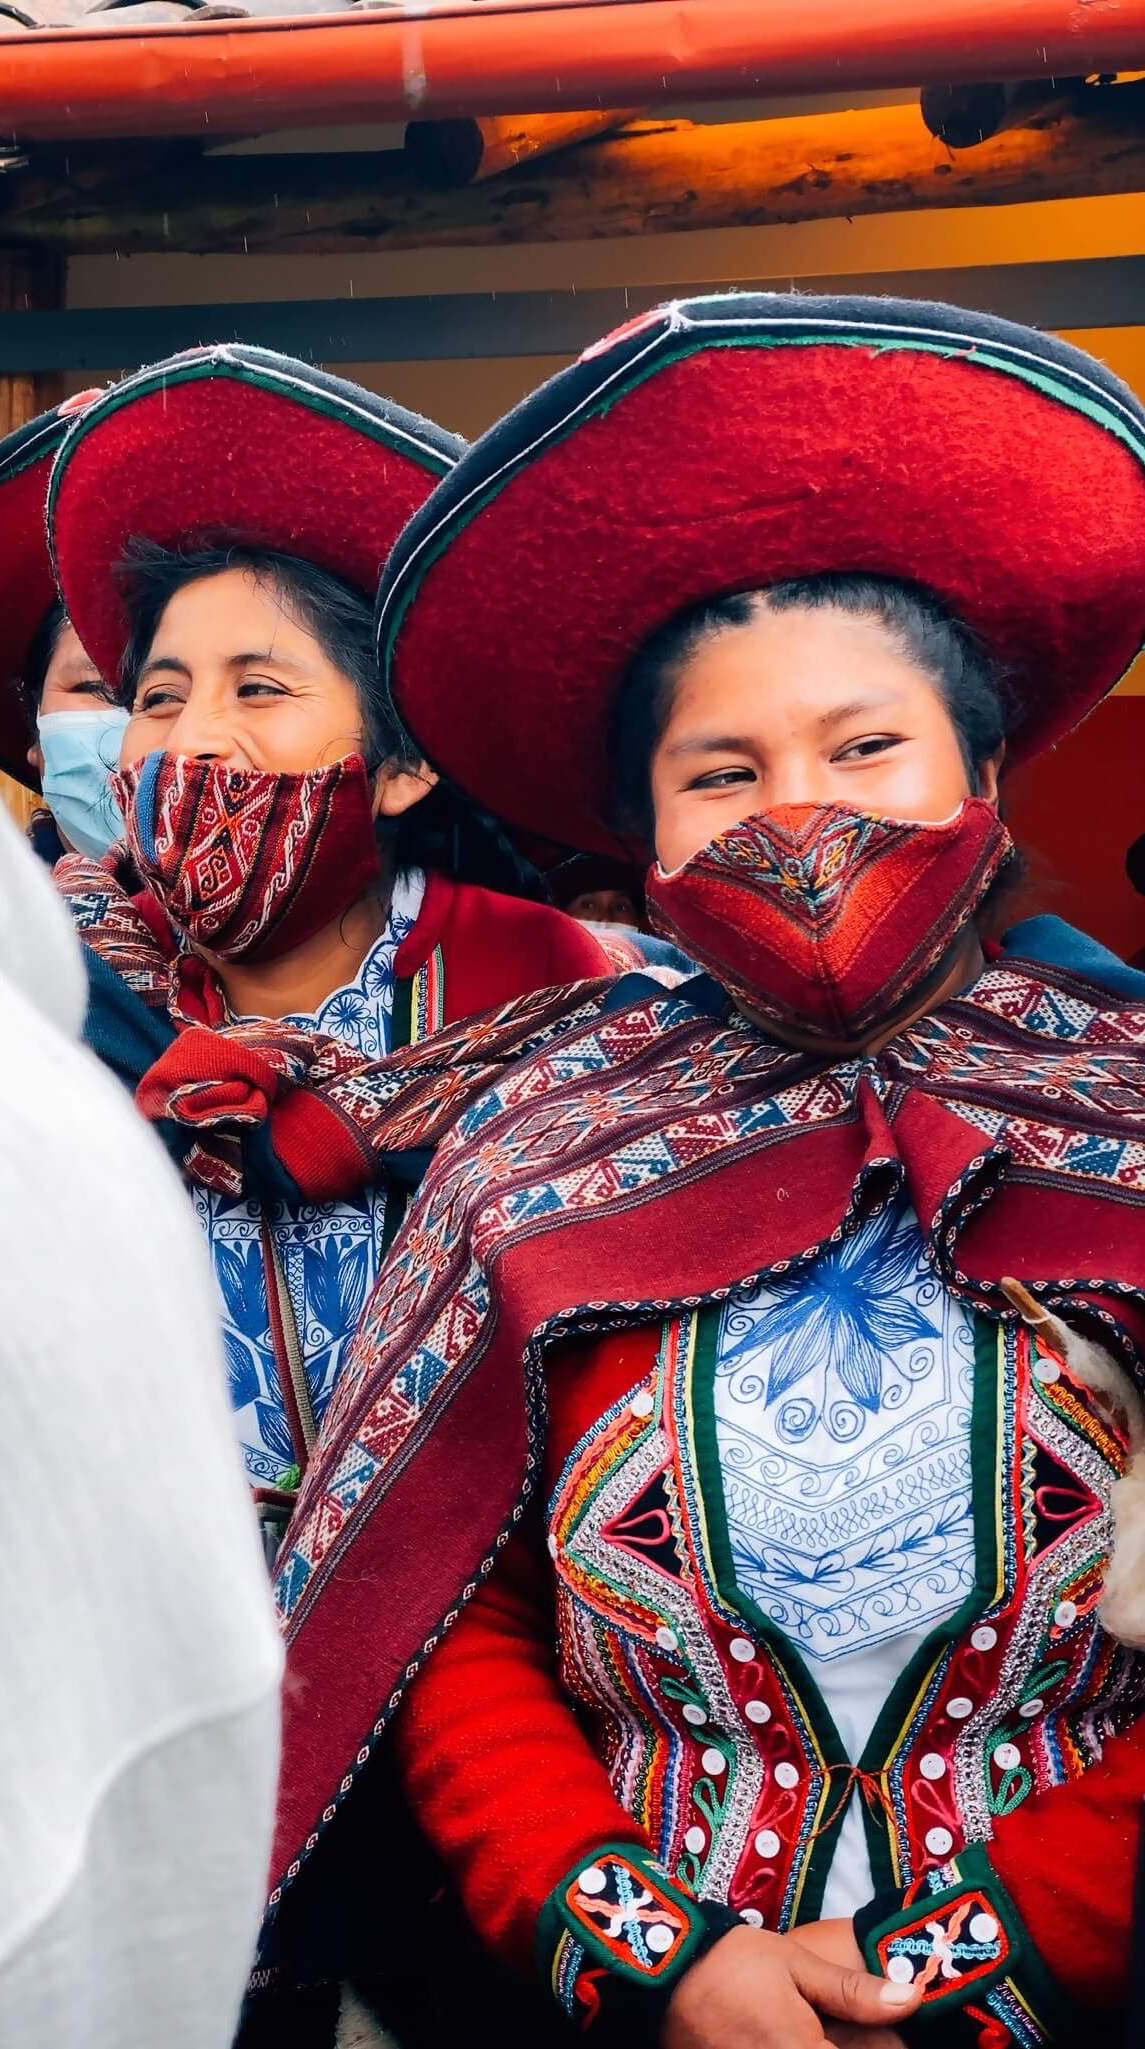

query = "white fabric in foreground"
[0,807,283,2049]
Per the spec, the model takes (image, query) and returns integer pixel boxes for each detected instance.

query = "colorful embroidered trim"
[856,1844,1077,2040]
[558,1847,697,1978]
[868,1885,1011,2000]
[539,1841,737,2022]
[409,944,446,1043]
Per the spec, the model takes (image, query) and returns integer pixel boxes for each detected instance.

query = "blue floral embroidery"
[720,1199,942,1439]
[319,989,374,1047]
[197,872,425,1481]
[360,921,415,1003]
[714,1200,975,1663]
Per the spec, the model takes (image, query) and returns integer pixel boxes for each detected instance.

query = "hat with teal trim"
[376,292,1145,856]
[0,391,103,785]
[51,344,464,685]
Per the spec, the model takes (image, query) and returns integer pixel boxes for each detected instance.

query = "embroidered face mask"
[37,707,129,859]
[646,799,1014,1047]
[116,751,382,962]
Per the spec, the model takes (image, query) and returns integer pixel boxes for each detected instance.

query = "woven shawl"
[267,950,1145,1908]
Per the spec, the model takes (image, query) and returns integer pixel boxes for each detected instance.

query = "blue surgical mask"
[37,707,130,859]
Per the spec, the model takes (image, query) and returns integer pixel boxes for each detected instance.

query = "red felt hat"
[0,390,103,785]
[377,292,1145,857]
[50,344,464,685]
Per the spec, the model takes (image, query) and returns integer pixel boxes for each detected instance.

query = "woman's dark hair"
[116,538,544,900]
[612,573,1013,843]
[23,600,69,712]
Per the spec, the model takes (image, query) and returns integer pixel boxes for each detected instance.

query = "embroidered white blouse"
[713,1197,976,1915]
[193,871,426,1482]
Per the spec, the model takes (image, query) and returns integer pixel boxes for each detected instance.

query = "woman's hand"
[791,1919,866,1971]
[824,2028,909,2049]
[803,1922,909,2049]
[662,1924,920,2049]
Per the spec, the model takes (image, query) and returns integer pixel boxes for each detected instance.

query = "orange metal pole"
[1,0,1144,142]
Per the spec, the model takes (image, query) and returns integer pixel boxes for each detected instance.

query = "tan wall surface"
[65,187,1145,440]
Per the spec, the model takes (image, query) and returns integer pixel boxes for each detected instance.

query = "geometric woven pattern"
[648,799,1013,1042]
[117,749,381,964]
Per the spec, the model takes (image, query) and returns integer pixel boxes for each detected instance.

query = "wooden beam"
[2,86,1144,256]
[404,110,644,189]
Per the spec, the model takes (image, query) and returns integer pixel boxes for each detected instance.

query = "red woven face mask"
[646,799,1014,1046]
[116,751,382,963]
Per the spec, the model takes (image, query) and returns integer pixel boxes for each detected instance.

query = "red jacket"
[393,870,609,1023]
[397,1315,1144,2036]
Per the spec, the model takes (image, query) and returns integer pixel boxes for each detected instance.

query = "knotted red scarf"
[56,842,608,1200]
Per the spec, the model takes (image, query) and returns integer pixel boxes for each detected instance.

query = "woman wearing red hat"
[45,347,610,2045]
[49,345,606,1545]
[216,295,1145,2049]
[0,395,129,864]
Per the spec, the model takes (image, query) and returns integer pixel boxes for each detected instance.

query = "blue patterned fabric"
[714,1199,976,1666]
[196,873,424,1482]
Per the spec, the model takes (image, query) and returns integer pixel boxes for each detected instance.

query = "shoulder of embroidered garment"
[957,960,1145,1047]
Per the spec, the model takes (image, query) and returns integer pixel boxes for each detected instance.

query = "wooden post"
[0,773,39,831]
[0,245,63,433]
[0,244,61,827]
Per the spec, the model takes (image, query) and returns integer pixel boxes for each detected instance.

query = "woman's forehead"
[44,620,101,686]
[662,616,939,730]
[150,568,321,659]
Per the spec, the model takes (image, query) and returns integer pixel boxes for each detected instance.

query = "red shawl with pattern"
[265,952,1145,1910]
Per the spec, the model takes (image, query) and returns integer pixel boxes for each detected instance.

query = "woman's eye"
[237,677,288,699]
[137,689,183,713]
[834,735,902,763]
[689,766,756,791]
[73,678,116,703]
